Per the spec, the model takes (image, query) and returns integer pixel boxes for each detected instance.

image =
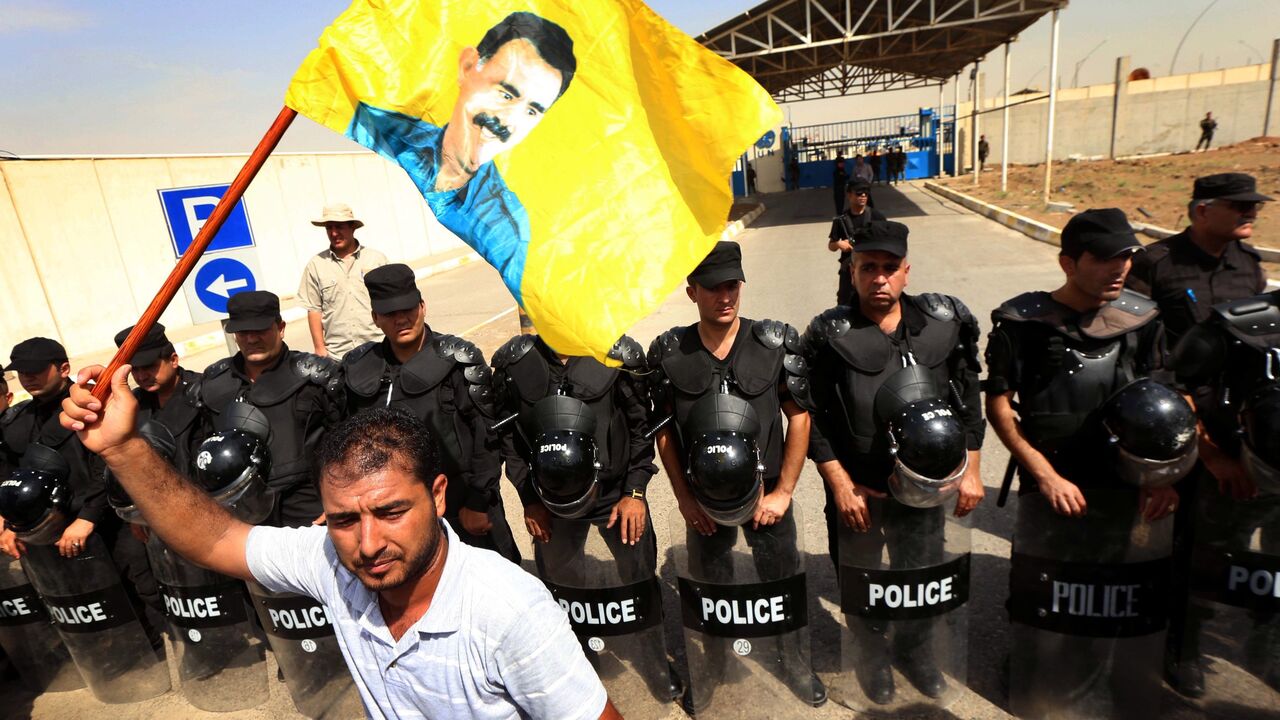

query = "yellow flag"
[286,0,780,361]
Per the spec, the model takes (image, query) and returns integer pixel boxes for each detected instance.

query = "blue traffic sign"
[193,257,256,314]
[159,184,255,258]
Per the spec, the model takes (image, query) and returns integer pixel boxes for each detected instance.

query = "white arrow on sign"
[207,274,249,298]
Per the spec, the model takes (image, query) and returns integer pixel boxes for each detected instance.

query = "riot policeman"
[1171,289,1280,703]
[113,322,202,472]
[1124,172,1273,697]
[803,219,985,710]
[342,264,517,561]
[190,291,345,527]
[649,241,825,714]
[0,338,164,650]
[986,209,1191,718]
[492,331,678,714]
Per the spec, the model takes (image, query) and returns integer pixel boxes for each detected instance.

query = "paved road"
[5,183,1239,719]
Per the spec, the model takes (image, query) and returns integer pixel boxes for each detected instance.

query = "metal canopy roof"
[698,0,1067,102]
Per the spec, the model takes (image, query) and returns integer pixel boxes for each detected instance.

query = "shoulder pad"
[916,293,956,322]
[204,357,234,379]
[492,334,536,369]
[293,352,339,384]
[992,292,1055,323]
[781,323,804,355]
[1109,289,1158,317]
[752,319,787,349]
[803,307,854,351]
[1213,291,1280,336]
[647,328,685,367]
[607,335,646,371]
[436,333,486,366]
[342,341,378,366]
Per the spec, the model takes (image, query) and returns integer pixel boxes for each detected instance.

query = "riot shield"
[832,496,969,713]
[246,581,363,719]
[672,504,820,718]
[147,534,267,711]
[0,555,83,693]
[19,534,170,703]
[1181,475,1280,715]
[537,513,674,719]
[1008,489,1173,719]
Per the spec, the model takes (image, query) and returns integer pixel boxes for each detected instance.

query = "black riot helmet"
[193,429,273,523]
[108,420,177,525]
[1101,378,1198,487]
[216,400,272,442]
[1240,384,1280,495]
[0,444,72,543]
[528,395,601,519]
[685,393,764,526]
[875,365,968,508]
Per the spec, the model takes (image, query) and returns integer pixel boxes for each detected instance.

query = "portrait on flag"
[286,0,780,361]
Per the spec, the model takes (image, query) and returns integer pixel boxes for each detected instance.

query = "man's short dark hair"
[477,12,576,99]
[315,409,442,488]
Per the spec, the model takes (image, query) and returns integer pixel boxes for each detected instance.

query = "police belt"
[1009,552,1170,637]
[678,574,808,638]
[840,554,970,620]
[1190,546,1280,612]
[544,577,663,637]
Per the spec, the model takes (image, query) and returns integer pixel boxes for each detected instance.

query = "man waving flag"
[285,0,780,361]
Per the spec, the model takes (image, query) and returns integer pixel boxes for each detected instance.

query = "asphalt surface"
[3,183,1265,719]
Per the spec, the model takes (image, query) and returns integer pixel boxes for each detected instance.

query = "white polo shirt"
[245,520,607,719]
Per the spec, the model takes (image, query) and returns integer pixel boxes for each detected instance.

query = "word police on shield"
[158,184,256,258]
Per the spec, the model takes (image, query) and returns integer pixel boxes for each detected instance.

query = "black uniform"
[985,289,1171,491]
[191,347,344,527]
[828,207,888,307]
[648,318,811,574]
[805,293,984,565]
[1170,291,1280,689]
[492,334,655,571]
[832,157,848,215]
[1,384,165,647]
[343,328,518,561]
[1125,229,1266,347]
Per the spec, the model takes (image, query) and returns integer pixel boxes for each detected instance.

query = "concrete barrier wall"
[954,61,1276,169]
[0,152,465,358]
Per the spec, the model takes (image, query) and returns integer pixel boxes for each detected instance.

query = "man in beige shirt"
[298,203,388,359]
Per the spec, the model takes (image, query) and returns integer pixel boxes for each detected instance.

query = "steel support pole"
[1002,42,1012,192]
[972,62,981,184]
[937,82,945,177]
[952,74,961,178]
[1043,9,1061,204]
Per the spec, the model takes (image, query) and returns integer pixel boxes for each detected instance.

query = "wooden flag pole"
[93,106,297,401]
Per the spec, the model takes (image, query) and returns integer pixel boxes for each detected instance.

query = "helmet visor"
[888,453,968,509]
[1114,441,1198,488]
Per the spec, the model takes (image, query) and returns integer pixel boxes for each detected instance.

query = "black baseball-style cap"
[114,323,172,367]
[1192,173,1273,203]
[5,338,68,374]
[365,264,423,315]
[845,179,872,194]
[224,291,282,333]
[853,220,909,258]
[1060,208,1143,259]
[689,241,746,287]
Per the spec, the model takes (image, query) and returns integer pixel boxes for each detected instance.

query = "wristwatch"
[627,489,645,500]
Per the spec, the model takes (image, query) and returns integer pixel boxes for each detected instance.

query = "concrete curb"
[722,202,767,240]
[170,251,483,361]
[924,182,1280,290]
[922,182,1062,248]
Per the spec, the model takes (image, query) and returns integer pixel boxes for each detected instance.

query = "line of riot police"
[0,172,1275,719]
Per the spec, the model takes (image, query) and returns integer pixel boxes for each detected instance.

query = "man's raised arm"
[61,365,254,580]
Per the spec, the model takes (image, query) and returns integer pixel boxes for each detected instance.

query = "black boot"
[853,619,894,704]
[895,619,947,699]
[775,633,827,707]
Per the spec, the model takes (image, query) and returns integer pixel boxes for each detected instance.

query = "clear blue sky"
[1,0,1276,155]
